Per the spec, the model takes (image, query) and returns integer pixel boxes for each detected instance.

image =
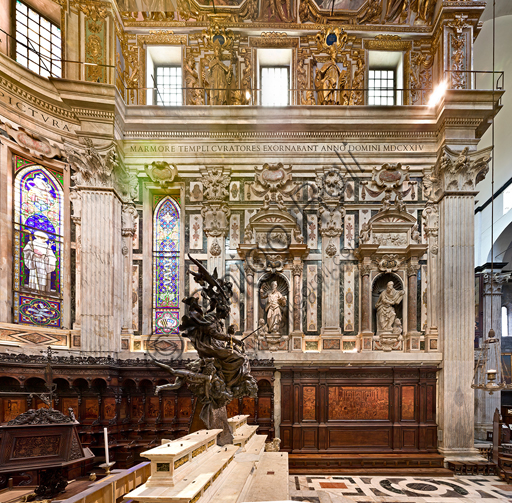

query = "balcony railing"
[0,26,505,109]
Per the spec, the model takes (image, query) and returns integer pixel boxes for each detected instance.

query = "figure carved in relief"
[375,281,404,333]
[23,231,57,291]
[314,50,348,105]
[262,280,287,334]
[184,54,203,105]
[241,51,252,104]
[204,43,233,105]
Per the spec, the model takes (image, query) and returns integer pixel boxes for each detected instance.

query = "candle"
[104,427,110,465]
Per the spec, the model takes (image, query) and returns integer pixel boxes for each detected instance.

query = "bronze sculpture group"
[155,256,258,439]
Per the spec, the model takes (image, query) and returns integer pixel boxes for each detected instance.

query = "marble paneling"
[343,263,355,332]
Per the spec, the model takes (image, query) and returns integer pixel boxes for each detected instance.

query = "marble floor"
[289,475,512,502]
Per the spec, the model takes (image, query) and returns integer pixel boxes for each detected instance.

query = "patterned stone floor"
[289,475,512,502]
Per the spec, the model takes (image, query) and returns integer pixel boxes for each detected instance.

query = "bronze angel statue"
[155,255,257,441]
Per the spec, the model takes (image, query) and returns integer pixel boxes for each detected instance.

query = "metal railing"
[0,29,504,108]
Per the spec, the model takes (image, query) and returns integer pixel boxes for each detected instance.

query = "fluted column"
[291,262,303,334]
[69,190,82,329]
[121,204,138,335]
[426,145,492,461]
[244,262,255,334]
[80,189,123,354]
[475,272,510,440]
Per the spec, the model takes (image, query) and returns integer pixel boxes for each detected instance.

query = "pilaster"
[426,145,491,461]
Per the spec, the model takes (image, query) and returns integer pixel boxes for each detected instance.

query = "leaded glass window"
[368,69,395,106]
[15,1,62,78]
[153,196,180,334]
[155,66,183,106]
[13,159,63,327]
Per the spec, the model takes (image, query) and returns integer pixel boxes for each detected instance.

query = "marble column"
[244,262,255,334]
[80,188,123,355]
[474,272,510,440]
[291,262,303,335]
[428,145,492,461]
[423,203,439,350]
[406,261,421,351]
[273,370,281,439]
[360,262,372,334]
[121,204,138,335]
[69,190,82,329]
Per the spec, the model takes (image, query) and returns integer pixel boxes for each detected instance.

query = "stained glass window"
[153,196,180,334]
[13,162,63,327]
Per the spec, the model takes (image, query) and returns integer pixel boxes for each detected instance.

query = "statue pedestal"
[374,332,402,351]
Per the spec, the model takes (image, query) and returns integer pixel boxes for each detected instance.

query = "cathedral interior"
[1,0,512,501]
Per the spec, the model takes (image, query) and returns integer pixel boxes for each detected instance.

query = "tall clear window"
[155,66,183,106]
[153,196,180,334]
[15,1,61,78]
[503,185,512,215]
[368,69,395,106]
[13,157,64,327]
[261,67,289,106]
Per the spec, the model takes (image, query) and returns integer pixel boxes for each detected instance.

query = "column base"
[358,331,374,352]
[438,447,486,464]
[322,327,342,335]
[405,331,422,352]
[425,328,439,352]
[474,422,493,441]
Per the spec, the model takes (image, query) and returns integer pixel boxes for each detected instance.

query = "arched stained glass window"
[13,160,63,327]
[153,196,180,334]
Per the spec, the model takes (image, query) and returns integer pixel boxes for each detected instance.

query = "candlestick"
[104,427,110,465]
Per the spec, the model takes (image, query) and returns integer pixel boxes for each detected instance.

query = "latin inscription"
[128,143,426,154]
[0,89,74,131]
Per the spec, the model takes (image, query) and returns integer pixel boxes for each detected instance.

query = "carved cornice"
[249,33,299,48]
[363,35,412,51]
[0,77,78,122]
[136,31,188,46]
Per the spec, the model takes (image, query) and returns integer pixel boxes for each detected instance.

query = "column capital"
[359,263,372,277]
[483,273,511,296]
[423,145,491,202]
[291,262,303,277]
[406,261,420,278]
[243,261,255,277]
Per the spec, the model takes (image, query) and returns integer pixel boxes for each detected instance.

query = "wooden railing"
[54,462,150,503]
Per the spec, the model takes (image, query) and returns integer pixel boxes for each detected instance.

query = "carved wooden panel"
[303,386,316,421]
[177,397,192,418]
[328,386,388,420]
[280,366,437,453]
[227,399,239,418]
[258,397,272,419]
[62,398,78,418]
[104,398,116,420]
[120,397,128,419]
[242,397,255,418]
[131,397,143,419]
[85,398,99,419]
[3,399,24,422]
[13,435,61,458]
[148,397,160,418]
[163,397,175,418]
[401,386,415,420]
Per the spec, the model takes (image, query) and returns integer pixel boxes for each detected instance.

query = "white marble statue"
[262,281,286,334]
[375,281,404,333]
[23,231,57,291]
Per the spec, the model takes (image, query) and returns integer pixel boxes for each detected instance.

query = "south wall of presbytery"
[0,0,500,462]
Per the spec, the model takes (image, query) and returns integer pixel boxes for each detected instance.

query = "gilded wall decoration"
[447,15,471,90]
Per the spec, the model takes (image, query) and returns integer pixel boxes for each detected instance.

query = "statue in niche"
[314,49,348,105]
[203,42,233,105]
[375,281,404,333]
[261,280,287,334]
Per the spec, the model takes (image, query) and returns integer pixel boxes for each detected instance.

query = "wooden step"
[242,434,267,456]
[243,452,289,502]
[233,425,259,448]
[124,444,238,503]
[289,452,445,473]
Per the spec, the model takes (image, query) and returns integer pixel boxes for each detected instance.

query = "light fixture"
[428,80,448,107]
[245,90,251,101]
